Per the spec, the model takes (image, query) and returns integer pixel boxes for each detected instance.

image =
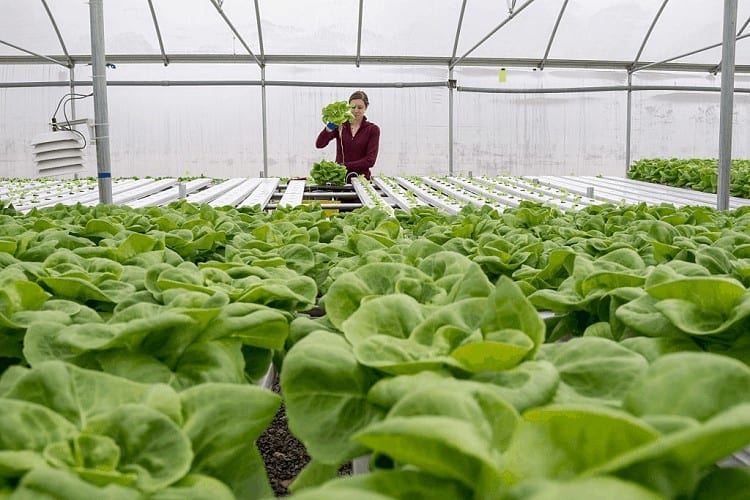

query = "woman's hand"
[325,122,338,131]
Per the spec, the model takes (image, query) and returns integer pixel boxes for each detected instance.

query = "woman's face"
[350,99,367,120]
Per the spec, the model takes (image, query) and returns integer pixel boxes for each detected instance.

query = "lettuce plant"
[309,160,347,186]
[0,361,281,498]
[321,100,354,126]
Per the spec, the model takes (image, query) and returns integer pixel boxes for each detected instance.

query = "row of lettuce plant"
[628,158,750,198]
[277,202,750,498]
[2,197,750,497]
[0,200,352,498]
[280,246,750,499]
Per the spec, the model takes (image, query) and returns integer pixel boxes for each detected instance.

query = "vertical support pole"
[69,65,76,120]
[717,0,738,210]
[261,66,269,178]
[89,0,113,204]
[448,68,455,176]
[625,72,632,176]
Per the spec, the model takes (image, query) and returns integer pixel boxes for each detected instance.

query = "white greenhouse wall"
[2,65,750,180]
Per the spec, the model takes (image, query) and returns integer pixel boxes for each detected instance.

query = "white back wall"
[2,65,750,179]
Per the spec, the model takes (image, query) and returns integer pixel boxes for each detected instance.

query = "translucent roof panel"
[259,0,359,56]
[457,0,657,62]
[545,0,657,62]
[156,0,259,55]
[103,2,161,55]
[3,1,750,69]
[360,0,462,57]
[455,0,750,67]
[456,0,572,61]
[640,0,750,65]
[0,1,90,56]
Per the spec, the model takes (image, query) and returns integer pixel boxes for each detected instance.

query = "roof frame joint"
[209,0,263,69]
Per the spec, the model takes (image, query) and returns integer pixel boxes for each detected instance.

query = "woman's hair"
[349,90,369,107]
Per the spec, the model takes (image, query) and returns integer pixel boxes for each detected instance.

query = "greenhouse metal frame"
[0,0,748,208]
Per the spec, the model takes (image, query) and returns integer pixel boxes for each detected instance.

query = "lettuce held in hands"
[310,160,347,186]
[322,101,354,126]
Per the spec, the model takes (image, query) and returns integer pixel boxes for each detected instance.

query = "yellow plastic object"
[302,199,341,217]
[323,199,341,217]
[498,68,507,83]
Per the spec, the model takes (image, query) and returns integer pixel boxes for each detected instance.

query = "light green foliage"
[628,157,750,198]
[0,362,280,498]
[309,160,347,186]
[321,100,354,126]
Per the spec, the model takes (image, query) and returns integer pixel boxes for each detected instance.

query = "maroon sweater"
[315,117,380,180]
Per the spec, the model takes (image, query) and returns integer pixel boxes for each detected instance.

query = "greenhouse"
[2,1,750,499]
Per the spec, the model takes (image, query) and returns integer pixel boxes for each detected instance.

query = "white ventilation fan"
[31,119,94,178]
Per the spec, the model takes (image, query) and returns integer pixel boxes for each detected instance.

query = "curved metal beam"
[253,0,265,60]
[0,39,68,67]
[146,0,169,66]
[451,0,468,61]
[539,0,569,71]
[630,0,670,70]
[41,0,72,68]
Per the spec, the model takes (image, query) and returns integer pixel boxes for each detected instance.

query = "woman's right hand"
[325,122,338,131]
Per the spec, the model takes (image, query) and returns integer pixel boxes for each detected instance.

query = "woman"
[315,90,380,182]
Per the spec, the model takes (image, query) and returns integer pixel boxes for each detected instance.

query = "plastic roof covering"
[2,0,750,69]
[2,1,750,182]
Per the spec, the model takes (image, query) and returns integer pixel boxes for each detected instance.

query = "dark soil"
[257,375,352,497]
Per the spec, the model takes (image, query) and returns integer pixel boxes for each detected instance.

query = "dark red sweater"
[315,117,380,180]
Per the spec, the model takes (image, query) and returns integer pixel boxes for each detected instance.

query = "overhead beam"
[457,84,750,94]
[538,0,569,70]
[450,0,537,69]
[41,0,73,67]
[2,53,750,73]
[2,79,449,89]
[146,0,169,66]
[11,81,750,93]
[208,0,263,68]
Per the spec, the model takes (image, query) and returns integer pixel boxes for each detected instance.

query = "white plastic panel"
[2,0,750,66]
[154,0,259,55]
[360,0,461,57]
[640,0,750,65]
[278,179,306,207]
[259,0,359,56]
[0,1,88,56]
[454,84,628,177]
[630,73,750,163]
[457,0,572,61]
